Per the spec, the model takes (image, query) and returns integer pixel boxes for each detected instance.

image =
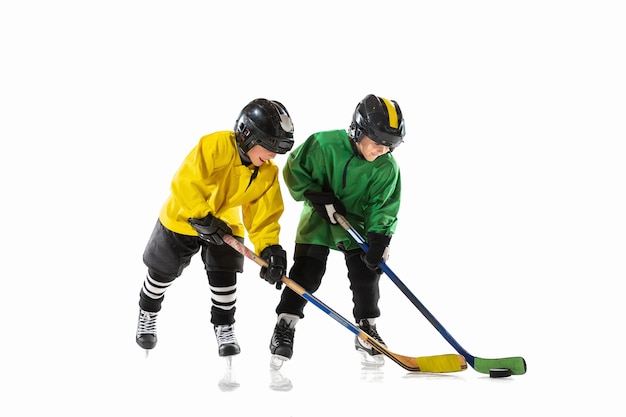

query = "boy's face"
[247,144,277,167]
[356,136,390,162]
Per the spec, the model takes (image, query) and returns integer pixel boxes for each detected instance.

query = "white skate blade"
[359,351,385,368]
[218,356,240,391]
[224,356,233,369]
[270,354,287,370]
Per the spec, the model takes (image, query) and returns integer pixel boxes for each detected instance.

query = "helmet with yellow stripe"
[350,94,405,150]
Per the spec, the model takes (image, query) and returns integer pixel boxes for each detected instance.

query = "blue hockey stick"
[334,213,527,376]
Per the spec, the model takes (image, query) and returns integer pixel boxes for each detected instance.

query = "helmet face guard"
[235,99,294,154]
[352,95,405,150]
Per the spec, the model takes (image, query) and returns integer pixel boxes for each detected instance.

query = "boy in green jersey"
[261,94,405,367]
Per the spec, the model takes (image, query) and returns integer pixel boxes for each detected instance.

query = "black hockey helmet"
[235,98,294,154]
[350,94,405,150]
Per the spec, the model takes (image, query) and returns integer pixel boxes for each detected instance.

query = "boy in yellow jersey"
[136,99,294,357]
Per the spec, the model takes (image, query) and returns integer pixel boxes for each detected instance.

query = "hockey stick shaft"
[334,214,527,375]
[222,235,466,373]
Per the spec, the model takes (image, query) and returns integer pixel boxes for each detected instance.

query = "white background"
[1,1,624,416]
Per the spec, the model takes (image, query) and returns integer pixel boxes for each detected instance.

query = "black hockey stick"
[334,213,527,376]
[222,235,467,373]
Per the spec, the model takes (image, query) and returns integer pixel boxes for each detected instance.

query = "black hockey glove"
[304,191,347,225]
[360,232,392,273]
[188,214,232,245]
[259,245,287,290]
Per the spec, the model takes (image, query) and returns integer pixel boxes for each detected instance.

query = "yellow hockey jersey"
[159,131,284,255]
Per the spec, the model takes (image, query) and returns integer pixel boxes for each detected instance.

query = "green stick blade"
[473,357,527,375]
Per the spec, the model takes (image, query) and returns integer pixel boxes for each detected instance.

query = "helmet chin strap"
[238,145,252,165]
[349,136,365,160]
[237,145,259,191]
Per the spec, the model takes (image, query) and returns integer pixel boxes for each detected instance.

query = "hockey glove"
[188,214,232,245]
[304,191,347,225]
[259,245,287,290]
[360,232,392,273]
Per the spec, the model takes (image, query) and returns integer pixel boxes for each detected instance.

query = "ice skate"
[136,309,158,356]
[355,318,385,368]
[269,313,298,370]
[214,324,240,357]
